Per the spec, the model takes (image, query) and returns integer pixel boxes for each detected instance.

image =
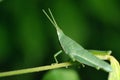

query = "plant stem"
[0,62,72,77]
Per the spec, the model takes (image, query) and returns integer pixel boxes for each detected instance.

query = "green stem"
[0,52,111,77]
[0,62,72,77]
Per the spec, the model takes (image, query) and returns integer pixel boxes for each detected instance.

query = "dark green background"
[0,0,120,80]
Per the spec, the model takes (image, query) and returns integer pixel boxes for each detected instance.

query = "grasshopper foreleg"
[54,50,62,63]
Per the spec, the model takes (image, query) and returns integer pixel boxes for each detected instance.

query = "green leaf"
[88,50,111,60]
[42,69,80,80]
[108,56,120,80]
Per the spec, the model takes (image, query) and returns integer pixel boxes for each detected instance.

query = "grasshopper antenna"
[48,8,58,27]
[42,8,60,30]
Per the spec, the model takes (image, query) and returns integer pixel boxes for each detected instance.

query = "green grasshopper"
[43,9,112,72]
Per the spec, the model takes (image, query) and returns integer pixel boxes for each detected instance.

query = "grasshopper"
[43,9,112,72]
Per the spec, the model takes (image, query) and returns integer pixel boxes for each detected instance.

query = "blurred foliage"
[42,69,80,80]
[0,0,120,80]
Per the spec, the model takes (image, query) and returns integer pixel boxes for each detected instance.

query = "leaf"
[88,50,111,60]
[42,69,80,80]
[108,56,120,80]
[43,9,112,72]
